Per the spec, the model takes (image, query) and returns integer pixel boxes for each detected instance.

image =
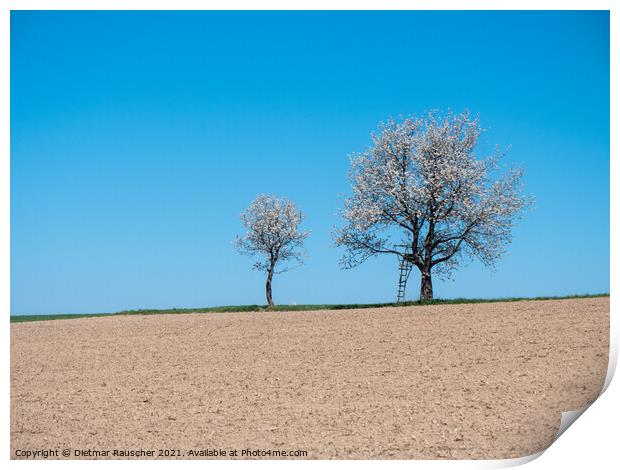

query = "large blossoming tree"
[334,111,531,301]
[234,194,310,308]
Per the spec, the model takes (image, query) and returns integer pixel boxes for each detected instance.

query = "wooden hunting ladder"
[396,245,415,303]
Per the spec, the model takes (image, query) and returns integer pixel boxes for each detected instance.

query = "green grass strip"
[10,293,609,323]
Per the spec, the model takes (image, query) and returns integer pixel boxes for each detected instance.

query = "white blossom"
[234,194,310,307]
[333,110,533,300]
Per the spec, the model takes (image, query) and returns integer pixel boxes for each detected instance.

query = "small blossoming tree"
[334,111,532,301]
[234,194,310,308]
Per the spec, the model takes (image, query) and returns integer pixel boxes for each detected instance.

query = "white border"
[0,1,615,10]
[2,2,615,469]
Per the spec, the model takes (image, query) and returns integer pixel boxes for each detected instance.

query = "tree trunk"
[421,217,435,302]
[265,266,275,308]
[420,269,433,301]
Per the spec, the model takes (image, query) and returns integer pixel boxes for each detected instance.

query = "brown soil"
[11,297,609,460]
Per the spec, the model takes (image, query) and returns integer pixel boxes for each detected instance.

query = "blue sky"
[11,11,609,315]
